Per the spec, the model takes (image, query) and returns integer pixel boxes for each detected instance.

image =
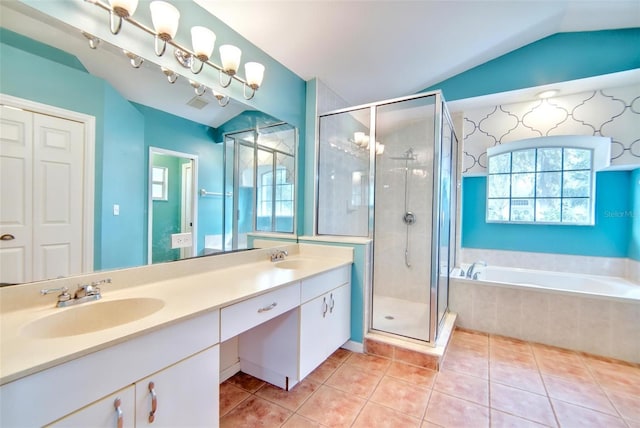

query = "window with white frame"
[486,136,611,225]
[151,166,168,201]
[258,167,294,218]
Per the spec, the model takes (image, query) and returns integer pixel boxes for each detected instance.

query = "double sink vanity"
[0,243,353,427]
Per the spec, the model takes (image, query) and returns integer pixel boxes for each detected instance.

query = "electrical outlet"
[171,232,193,249]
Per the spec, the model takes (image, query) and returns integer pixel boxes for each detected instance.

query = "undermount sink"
[274,258,317,270]
[21,298,165,339]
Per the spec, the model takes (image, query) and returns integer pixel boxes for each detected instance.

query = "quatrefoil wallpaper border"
[462,84,640,175]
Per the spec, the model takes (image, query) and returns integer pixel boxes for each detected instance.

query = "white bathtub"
[450,266,640,363]
[469,266,640,302]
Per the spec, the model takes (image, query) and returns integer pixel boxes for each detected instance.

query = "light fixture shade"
[109,0,138,16]
[376,142,385,155]
[244,62,265,88]
[219,44,241,74]
[150,1,180,40]
[191,26,216,61]
[354,132,365,145]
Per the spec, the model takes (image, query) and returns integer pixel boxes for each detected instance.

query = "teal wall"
[462,171,632,257]
[133,104,223,256]
[423,28,640,101]
[0,35,146,270]
[630,168,640,261]
[151,154,182,263]
[424,28,640,260]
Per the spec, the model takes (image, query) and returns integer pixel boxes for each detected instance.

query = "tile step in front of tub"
[364,311,457,371]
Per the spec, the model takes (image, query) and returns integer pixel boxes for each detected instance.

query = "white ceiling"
[196,0,640,105]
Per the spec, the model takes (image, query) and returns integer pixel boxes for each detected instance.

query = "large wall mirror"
[0,1,297,285]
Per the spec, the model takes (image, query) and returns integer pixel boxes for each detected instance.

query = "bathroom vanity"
[0,244,353,427]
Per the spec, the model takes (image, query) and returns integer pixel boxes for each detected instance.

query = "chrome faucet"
[41,278,111,308]
[466,261,487,279]
[270,249,288,262]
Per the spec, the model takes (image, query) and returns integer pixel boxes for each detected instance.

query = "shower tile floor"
[371,295,430,342]
[219,329,640,427]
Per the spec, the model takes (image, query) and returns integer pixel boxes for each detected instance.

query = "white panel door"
[0,106,85,284]
[32,113,84,280]
[0,105,33,284]
[327,283,351,352]
[299,293,330,380]
[135,346,219,428]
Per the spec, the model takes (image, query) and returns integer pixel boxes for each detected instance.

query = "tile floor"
[219,329,640,427]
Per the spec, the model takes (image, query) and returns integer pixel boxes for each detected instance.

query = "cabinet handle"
[0,234,15,241]
[322,297,328,318]
[114,398,123,428]
[258,302,277,313]
[148,381,157,423]
[329,293,335,314]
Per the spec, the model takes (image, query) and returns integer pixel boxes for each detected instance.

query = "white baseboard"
[219,362,241,383]
[342,340,364,353]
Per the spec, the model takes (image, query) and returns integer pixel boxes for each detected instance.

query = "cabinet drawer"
[301,265,350,303]
[221,282,300,341]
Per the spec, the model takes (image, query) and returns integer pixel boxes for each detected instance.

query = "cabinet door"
[327,283,351,353]
[48,386,134,428]
[299,293,330,380]
[135,346,219,428]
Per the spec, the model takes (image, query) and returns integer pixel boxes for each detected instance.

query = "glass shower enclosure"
[317,92,458,345]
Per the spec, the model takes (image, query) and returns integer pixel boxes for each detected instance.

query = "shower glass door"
[372,95,437,342]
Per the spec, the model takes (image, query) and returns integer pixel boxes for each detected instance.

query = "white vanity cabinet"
[135,346,219,427]
[1,311,220,428]
[48,386,135,428]
[299,271,351,380]
[238,265,351,389]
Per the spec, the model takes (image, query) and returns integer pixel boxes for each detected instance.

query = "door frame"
[0,93,96,275]
[147,147,198,264]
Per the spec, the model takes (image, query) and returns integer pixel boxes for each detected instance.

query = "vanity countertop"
[0,244,353,385]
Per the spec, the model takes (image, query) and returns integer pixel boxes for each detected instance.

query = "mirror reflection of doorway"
[148,148,198,264]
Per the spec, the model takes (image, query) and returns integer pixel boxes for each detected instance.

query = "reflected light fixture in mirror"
[88,0,266,99]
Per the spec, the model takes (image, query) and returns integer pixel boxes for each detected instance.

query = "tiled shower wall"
[459,83,640,279]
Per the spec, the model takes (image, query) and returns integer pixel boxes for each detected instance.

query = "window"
[486,136,611,225]
[258,167,294,218]
[151,166,168,201]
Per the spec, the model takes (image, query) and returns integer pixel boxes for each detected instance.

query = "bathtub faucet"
[466,261,487,279]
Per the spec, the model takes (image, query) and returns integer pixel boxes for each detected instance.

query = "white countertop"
[0,244,353,385]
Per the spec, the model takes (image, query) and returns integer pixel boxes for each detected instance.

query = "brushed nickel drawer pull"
[322,297,328,318]
[114,398,123,428]
[148,382,157,423]
[329,293,335,313]
[258,302,278,313]
[0,234,15,241]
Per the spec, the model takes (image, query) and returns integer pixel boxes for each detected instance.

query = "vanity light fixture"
[107,0,138,34]
[213,90,231,107]
[161,67,178,83]
[190,26,216,74]
[86,0,266,100]
[350,132,384,155]
[82,32,101,49]
[123,49,143,68]
[189,80,206,96]
[149,1,180,56]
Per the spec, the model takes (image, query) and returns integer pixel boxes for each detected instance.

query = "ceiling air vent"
[187,96,208,110]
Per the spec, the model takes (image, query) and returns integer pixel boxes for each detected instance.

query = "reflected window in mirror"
[151,166,169,201]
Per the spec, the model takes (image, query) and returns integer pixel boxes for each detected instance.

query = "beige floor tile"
[369,376,431,418]
[297,385,365,427]
[352,401,422,428]
[325,363,383,398]
[434,369,489,406]
[490,383,556,426]
[551,398,627,428]
[386,361,437,389]
[424,390,490,428]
